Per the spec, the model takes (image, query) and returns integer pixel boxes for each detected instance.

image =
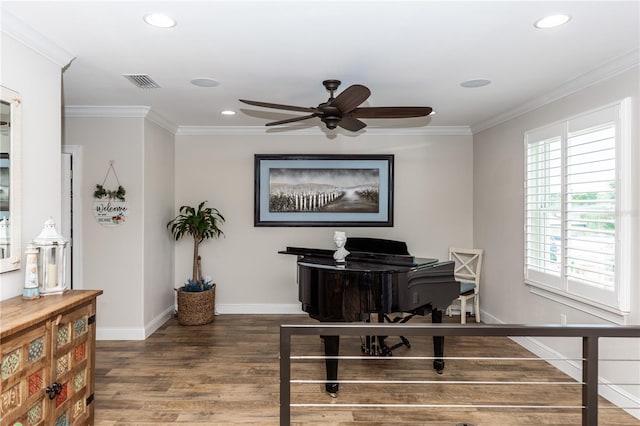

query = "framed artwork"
[254,154,394,227]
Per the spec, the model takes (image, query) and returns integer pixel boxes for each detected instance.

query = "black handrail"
[280,323,640,426]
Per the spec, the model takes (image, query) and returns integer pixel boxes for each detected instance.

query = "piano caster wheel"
[325,383,339,395]
[329,392,338,399]
[436,369,444,375]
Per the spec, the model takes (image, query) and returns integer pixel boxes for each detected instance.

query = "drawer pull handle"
[45,382,62,400]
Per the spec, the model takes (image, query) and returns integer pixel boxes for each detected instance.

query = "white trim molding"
[64,106,470,136]
[215,303,304,315]
[175,125,472,136]
[64,105,177,133]
[97,305,174,340]
[1,9,75,68]
[482,310,640,420]
[64,105,151,118]
[527,284,629,325]
[472,49,640,134]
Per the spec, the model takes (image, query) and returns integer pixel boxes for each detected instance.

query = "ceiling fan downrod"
[322,79,341,101]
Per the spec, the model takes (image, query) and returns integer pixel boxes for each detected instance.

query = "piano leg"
[431,308,445,373]
[321,335,340,395]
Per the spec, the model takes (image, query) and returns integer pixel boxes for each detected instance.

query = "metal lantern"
[32,217,68,295]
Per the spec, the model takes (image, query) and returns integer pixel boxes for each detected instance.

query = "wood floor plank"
[94,314,639,425]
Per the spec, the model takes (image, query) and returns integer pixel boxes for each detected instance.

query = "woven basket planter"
[176,284,216,325]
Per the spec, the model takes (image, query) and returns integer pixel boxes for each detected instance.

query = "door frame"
[62,145,83,289]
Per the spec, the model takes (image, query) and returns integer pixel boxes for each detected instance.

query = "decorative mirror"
[0,86,22,273]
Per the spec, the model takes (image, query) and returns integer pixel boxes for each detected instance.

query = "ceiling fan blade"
[350,106,432,118]
[265,114,318,126]
[239,99,317,113]
[330,84,371,114]
[337,116,367,132]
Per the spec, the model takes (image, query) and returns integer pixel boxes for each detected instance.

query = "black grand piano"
[280,237,459,394]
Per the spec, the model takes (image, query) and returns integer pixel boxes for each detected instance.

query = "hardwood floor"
[94,314,639,425]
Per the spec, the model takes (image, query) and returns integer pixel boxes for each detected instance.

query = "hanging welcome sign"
[93,161,128,227]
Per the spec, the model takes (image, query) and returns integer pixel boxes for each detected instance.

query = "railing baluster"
[582,335,599,426]
[280,326,292,426]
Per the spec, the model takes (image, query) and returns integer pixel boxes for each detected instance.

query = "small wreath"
[94,184,126,201]
[94,162,126,201]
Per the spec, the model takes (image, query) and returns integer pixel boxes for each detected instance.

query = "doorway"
[61,146,83,289]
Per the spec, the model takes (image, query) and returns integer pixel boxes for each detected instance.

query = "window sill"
[525,281,630,325]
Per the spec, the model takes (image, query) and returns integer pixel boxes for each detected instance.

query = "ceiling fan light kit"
[240,79,432,132]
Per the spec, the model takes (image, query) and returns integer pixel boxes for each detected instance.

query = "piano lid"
[279,246,438,269]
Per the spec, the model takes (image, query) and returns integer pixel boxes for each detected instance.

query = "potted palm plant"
[167,201,225,325]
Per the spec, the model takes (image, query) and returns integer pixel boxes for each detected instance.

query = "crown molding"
[64,105,177,133]
[64,107,469,136]
[1,9,75,68]
[63,47,639,137]
[471,49,640,134]
[63,107,470,136]
[175,125,472,136]
[145,109,178,134]
[64,105,151,118]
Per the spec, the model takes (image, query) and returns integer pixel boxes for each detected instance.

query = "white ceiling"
[2,1,639,133]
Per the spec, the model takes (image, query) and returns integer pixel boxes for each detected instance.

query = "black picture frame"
[254,154,394,227]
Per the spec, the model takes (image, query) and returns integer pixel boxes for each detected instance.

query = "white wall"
[473,66,640,415]
[474,67,639,324]
[63,116,145,336]
[0,35,64,300]
[62,118,472,330]
[63,114,176,339]
[143,119,175,331]
[174,132,473,312]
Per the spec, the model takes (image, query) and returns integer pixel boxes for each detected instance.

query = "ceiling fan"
[239,79,432,132]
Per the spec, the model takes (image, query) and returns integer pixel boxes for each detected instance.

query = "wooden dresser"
[1,290,103,426]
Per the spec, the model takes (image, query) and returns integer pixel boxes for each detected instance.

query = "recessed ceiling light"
[534,14,571,29]
[221,110,236,116]
[460,79,491,88]
[190,78,219,88]
[143,13,176,28]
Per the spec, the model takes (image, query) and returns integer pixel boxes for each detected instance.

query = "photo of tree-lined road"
[268,168,380,213]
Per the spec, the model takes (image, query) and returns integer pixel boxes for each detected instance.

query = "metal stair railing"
[279,323,640,426]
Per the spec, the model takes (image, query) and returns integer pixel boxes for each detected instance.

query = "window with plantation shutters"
[524,100,631,317]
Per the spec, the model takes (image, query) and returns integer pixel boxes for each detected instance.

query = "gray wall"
[59,123,473,334]
[473,66,639,414]
[63,114,176,339]
[0,35,65,299]
[143,119,175,330]
[173,132,474,311]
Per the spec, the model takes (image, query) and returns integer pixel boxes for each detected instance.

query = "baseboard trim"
[97,306,175,341]
[96,326,145,341]
[144,306,175,338]
[216,303,304,315]
[481,310,640,420]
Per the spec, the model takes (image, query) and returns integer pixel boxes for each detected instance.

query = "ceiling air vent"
[123,74,160,89]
